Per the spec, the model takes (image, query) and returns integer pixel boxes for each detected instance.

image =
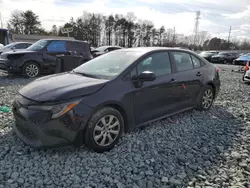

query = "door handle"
[169,79,178,83]
[196,72,203,76]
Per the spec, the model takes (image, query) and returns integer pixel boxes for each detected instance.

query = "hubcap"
[202,89,213,109]
[25,64,39,77]
[93,115,120,147]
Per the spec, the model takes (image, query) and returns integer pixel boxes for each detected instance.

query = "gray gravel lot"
[1,65,250,188]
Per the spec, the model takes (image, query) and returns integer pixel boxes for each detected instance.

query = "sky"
[0,0,250,39]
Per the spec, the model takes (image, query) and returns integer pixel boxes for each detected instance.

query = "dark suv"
[0,39,93,77]
[211,52,239,64]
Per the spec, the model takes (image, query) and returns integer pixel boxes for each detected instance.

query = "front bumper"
[0,59,21,73]
[233,60,247,66]
[12,99,93,148]
[243,70,250,82]
[211,58,224,63]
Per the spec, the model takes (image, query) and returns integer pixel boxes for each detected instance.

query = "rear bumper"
[243,71,250,82]
[233,60,247,66]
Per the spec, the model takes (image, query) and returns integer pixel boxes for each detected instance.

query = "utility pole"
[0,12,3,28]
[228,26,232,43]
[227,26,232,50]
[193,11,201,46]
[172,26,176,45]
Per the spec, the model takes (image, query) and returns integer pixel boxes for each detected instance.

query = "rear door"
[170,51,204,106]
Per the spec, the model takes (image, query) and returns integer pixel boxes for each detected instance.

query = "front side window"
[47,41,66,52]
[191,55,201,68]
[172,51,193,72]
[74,51,144,79]
[137,52,172,76]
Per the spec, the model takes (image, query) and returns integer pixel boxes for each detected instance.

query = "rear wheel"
[84,107,124,152]
[22,62,40,78]
[196,85,214,111]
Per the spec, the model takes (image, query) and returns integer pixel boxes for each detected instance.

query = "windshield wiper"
[73,71,100,79]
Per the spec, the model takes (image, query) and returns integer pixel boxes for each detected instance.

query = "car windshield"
[27,40,49,51]
[1,43,16,50]
[94,46,109,52]
[218,52,228,55]
[74,51,144,79]
[201,52,211,54]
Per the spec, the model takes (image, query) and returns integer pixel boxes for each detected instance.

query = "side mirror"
[133,71,156,82]
[11,46,15,50]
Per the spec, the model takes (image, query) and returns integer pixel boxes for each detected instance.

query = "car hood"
[235,56,250,61]
[3,50,37,55]
[19,72,109,102]
[212,55,225,58]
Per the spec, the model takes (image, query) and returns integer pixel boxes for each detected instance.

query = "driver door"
[132,51,182,124]
[43,40,68,71]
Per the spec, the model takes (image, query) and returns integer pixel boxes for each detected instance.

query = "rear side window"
[191,55,201,68]
[15,43,27,49]
[47,41,66,52]
[172,51,193,72]
[66,41,89,55]
[26,43,32,48]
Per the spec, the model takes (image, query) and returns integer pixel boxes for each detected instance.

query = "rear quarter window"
[66,41,90,55]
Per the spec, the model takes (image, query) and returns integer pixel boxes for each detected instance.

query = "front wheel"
[84,107,124,152]
[196,85,214,111]
[22,62,40,78]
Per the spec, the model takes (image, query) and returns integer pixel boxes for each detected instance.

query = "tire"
[22,62,40,78]
[196,85,214,111]
[223,59,227,64]
[84,107,124,153]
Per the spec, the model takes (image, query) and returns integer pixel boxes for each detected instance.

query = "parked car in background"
[211,52,239,64]
[0,42,32,55]
[0,39,92,78]
[233,53,250,66]
[13,47,220,152]
[91,45,122,57]
[199,51,219,62]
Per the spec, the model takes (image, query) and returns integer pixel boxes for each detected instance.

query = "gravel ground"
[1,65,250,188]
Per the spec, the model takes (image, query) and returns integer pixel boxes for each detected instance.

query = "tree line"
[7,10,250,50]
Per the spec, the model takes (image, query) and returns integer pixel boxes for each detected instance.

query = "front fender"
[18,54,43,68]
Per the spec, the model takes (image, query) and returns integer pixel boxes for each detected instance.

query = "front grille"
[15,123,37,141]
[28,111,52,124]
[235,60,247,65]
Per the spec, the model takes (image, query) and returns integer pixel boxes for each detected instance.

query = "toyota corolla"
[12,47,220,152]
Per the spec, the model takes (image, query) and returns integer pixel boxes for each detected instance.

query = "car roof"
[97,45,122,48]
[118,47,194,54]
[39,39,89,43]
[12,42,33,44]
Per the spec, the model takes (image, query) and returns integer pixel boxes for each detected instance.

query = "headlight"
[27,99,80,119]
[0,54,8,59]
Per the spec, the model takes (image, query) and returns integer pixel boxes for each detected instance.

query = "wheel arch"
[204,82,216,98]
